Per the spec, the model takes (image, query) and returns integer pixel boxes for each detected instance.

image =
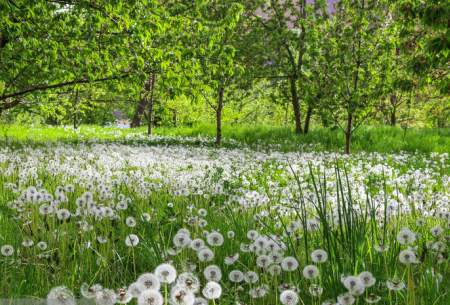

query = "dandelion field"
[0,131,449,305]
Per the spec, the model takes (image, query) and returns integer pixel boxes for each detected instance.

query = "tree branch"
[0,74,130,103]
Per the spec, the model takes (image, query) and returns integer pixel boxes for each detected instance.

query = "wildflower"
[244,271,259,284]
[247,230,259,240]
[116,287,132,304]
[359,271,376,287]
[142,213,151,222]
[337,292,355,305]
[431,241,446,252]
[137,273,161,291]
[170,285,195,305]
[125,234,140,247]
[47,286,76,305]
[240,243,251,253]
[342,276,365,295]
[138,289,164,305]
[227,231,235,239]
[126,216,137,228]
[176,272,200,293]
[309,284,323,297]
[203,265,222,282]
[97,236,108,244]
[198,219,207,228]
[302,265,319,279]
[268,264,282,276]
[202,281,222,300]
[173,232,191,248]
[397,228,416,245]
[399,249,417,264]
[250,286,268,298]
[224,253,239,265]
[280,289,299,305]
[197,247,214,262]
[21,238,34,248]
[430,225,443,237]
[374,243,389,253]
[207,232,224,246]
[311,249,328,263]
[281,256,299,271]
[39,204,54,215]
[127,282,145,298]
[386,279,405,291]
[116,202,128,210]
[155,263,177,284]
[256,255,272,268]
[190,239,205,251]
[365,293,381,304]
[95,288,117,305]
[81,283,103,299]
[198,208,207,217]
[56,208,71,221]
[1,245,14,257]
[415,218,425,226]
[229,270,244,283]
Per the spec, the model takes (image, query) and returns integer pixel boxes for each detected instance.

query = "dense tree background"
[0,0,448,152]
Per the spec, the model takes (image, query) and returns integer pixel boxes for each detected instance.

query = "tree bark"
[72,89,79,130]
[303,105,313,134]
[389,94,397,126]
[131,74,156,128]
[289,75,303,134]
[131,96,148,128]
[172,109,177,126]
[146,74,156,136]
[344,112,353,154]
[215,84,224,146]
[390,109,397,126]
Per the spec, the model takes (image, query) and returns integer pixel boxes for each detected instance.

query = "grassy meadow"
[0,125,448,305]
[1,124,449,153]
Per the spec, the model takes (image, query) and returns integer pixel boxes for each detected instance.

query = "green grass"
[155,123,450,153]
[0,123,448,153]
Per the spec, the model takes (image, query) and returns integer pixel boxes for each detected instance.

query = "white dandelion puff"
[202,281,222,300]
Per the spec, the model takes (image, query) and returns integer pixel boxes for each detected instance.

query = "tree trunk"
[131,96,148,128]
[389,94,397,126]
[344,113,353,154]
[146,74,156,136]
[172,109,177,126]
[289,76,303,134]
[216,84,224,146]
[73,89,79,130]
[303,105,313,134]
[390,109,397,126]
[147,99,154,135]
[131,74,155,128]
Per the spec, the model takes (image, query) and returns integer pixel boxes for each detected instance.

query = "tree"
[191,0,244,146]
[248,0,330,134]
[325,0,390,153]
[0,1,140,112]
[399,0,449,94]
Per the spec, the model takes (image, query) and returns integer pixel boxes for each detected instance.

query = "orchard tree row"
[0,0,448,152]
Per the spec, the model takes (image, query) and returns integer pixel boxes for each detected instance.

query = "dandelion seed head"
[280,289,299,305]
[47,286,75,305]
[202,281,222,300]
